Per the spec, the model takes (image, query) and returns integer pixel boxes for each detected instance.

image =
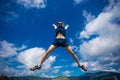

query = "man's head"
[58,21,63,26]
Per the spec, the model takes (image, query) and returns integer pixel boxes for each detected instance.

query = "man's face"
[58,22,63,26]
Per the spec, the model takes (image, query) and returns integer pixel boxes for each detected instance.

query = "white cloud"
[41,56,56,72]
[51,66,63,74]
[0,40,56,76]
[4,11,19,22]
[69,38,74,44]
[17,47,56,73]
[83,10,95,22]
[17,0,47,9]
[53,66,63,69]
[84,61,103,71]
[0,65,35,76]
[74,0,88,5]
[63,70,71,76]
[52,69,59,74]
[17,47,45,68]
[0,40,17,58]
[17,44,27,51]
[0,1,19,22]
[71,62,78,67]
[41,73,49,77]
[0,66,15,76]
[71,45,79,52]
[0,40,27,58]
[69,38,79,52]
[79,0,120,71]
[74,0,83,5]
[80,0,120,39]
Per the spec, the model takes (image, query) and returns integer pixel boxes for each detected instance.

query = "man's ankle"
[37,64,41,67]
[78,64,82,67]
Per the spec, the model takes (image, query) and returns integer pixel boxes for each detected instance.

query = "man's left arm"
[65,24,69,30]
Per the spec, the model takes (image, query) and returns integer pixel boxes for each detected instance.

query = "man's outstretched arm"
[65,24,69,30]
[52,24,57,29]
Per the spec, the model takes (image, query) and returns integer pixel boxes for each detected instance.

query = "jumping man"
[30,21,87,71]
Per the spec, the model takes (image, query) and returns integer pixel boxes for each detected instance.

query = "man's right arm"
[52,24,57,29]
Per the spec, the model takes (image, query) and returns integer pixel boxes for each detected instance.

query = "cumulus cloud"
[17,44,27,51]
[0,40,36,76]
[0,65,35,76]
[17,0,47,9]
[41,56,56,72]
[83,10,95,23]
[17,47,45,68]
[71,62,78,67]
[17,47,56,73]
[51,66,64,74]
[0,40,56,76]
[79,0,120,71]
[0,40,17,58]
[63,70,71,76]
[52,69,59,74]
[0,40,27,58]
[0,66,17,76]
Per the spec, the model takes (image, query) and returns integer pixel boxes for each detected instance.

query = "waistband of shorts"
[55,38,66,40]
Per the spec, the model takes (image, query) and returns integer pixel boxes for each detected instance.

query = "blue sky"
[0,0,120,77]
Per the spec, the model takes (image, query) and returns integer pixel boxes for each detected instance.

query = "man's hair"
[58,21,63,24]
